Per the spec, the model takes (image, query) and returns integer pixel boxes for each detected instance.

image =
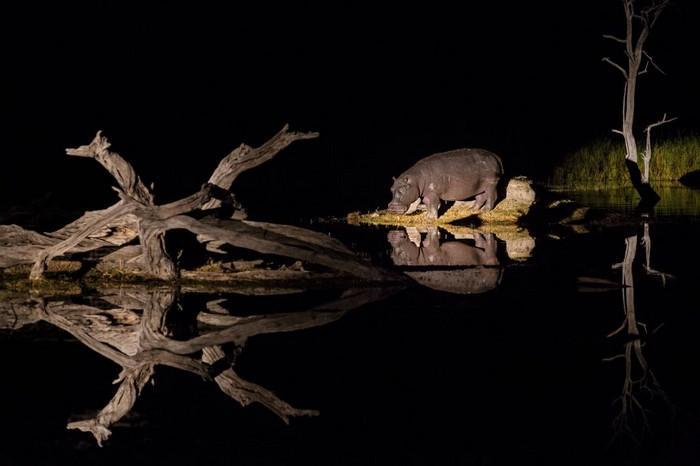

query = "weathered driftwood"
[1,285,400,445]
[91,217,393,281]
[0,126,396,282]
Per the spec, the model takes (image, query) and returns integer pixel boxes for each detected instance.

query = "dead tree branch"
[642,113,677,183]
[602,57,629,78]
[65,131,154,204]
[603,34,627,44]
[202,124,319,211]
[642,51,666,75]
[0,126,396,283]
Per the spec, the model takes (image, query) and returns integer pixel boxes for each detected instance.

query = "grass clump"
[549,135,700,190]
[347,197,531,227]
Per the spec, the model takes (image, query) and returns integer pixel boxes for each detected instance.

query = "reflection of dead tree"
[605,229,670,442]
[607,235,652,440]
[1,286,399,445]
[0,126,394,282]
[641,222,674,285]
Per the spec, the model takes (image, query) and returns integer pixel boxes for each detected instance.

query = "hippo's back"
[406,268,503,294]
[412,148,503,178]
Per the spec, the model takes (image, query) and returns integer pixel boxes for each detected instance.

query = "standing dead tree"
[0,126,397,282]
[602,0,674,206]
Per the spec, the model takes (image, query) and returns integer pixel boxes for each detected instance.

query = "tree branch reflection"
[1,286,400,445]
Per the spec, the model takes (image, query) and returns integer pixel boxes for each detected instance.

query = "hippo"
[388,148,504,218]
[387,228,503,294]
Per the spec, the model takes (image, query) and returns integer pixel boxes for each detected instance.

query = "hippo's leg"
[405,226,422,247]
[422,192,440,219]
[473,192,488,210]
[423,227,440,247]
[404,197,422,215]
[479,180,499,211]
[474,232,496,250]
[473,232,488,249]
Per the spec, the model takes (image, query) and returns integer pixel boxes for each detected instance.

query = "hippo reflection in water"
[388,228,503,294]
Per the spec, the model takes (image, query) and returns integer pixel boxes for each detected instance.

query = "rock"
[505,236,536,261]
[506,176,536,204]
[680,170,700,188]
[561,206,590,224]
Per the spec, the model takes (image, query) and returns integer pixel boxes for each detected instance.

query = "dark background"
[3,1,700,222]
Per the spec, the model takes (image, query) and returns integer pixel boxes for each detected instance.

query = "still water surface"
[566,183,700,216]
[1,191,699,466]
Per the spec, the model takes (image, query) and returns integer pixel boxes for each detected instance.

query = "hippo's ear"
[392,176,396,182]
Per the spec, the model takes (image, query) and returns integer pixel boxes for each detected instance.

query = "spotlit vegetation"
[549,136,700,190]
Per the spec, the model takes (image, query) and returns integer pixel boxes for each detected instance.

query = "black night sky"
[4,1,700,221]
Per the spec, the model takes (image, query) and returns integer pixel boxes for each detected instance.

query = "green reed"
[548,135,700,190]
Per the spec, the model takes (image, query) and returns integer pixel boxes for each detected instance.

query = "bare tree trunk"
[622,74,639,164]
[138,220,177,280]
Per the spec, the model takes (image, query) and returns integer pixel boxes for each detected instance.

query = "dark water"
[1,198,700,465]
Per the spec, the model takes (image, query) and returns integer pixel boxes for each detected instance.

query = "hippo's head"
[388,175,420,213]
[387,230,421,266]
